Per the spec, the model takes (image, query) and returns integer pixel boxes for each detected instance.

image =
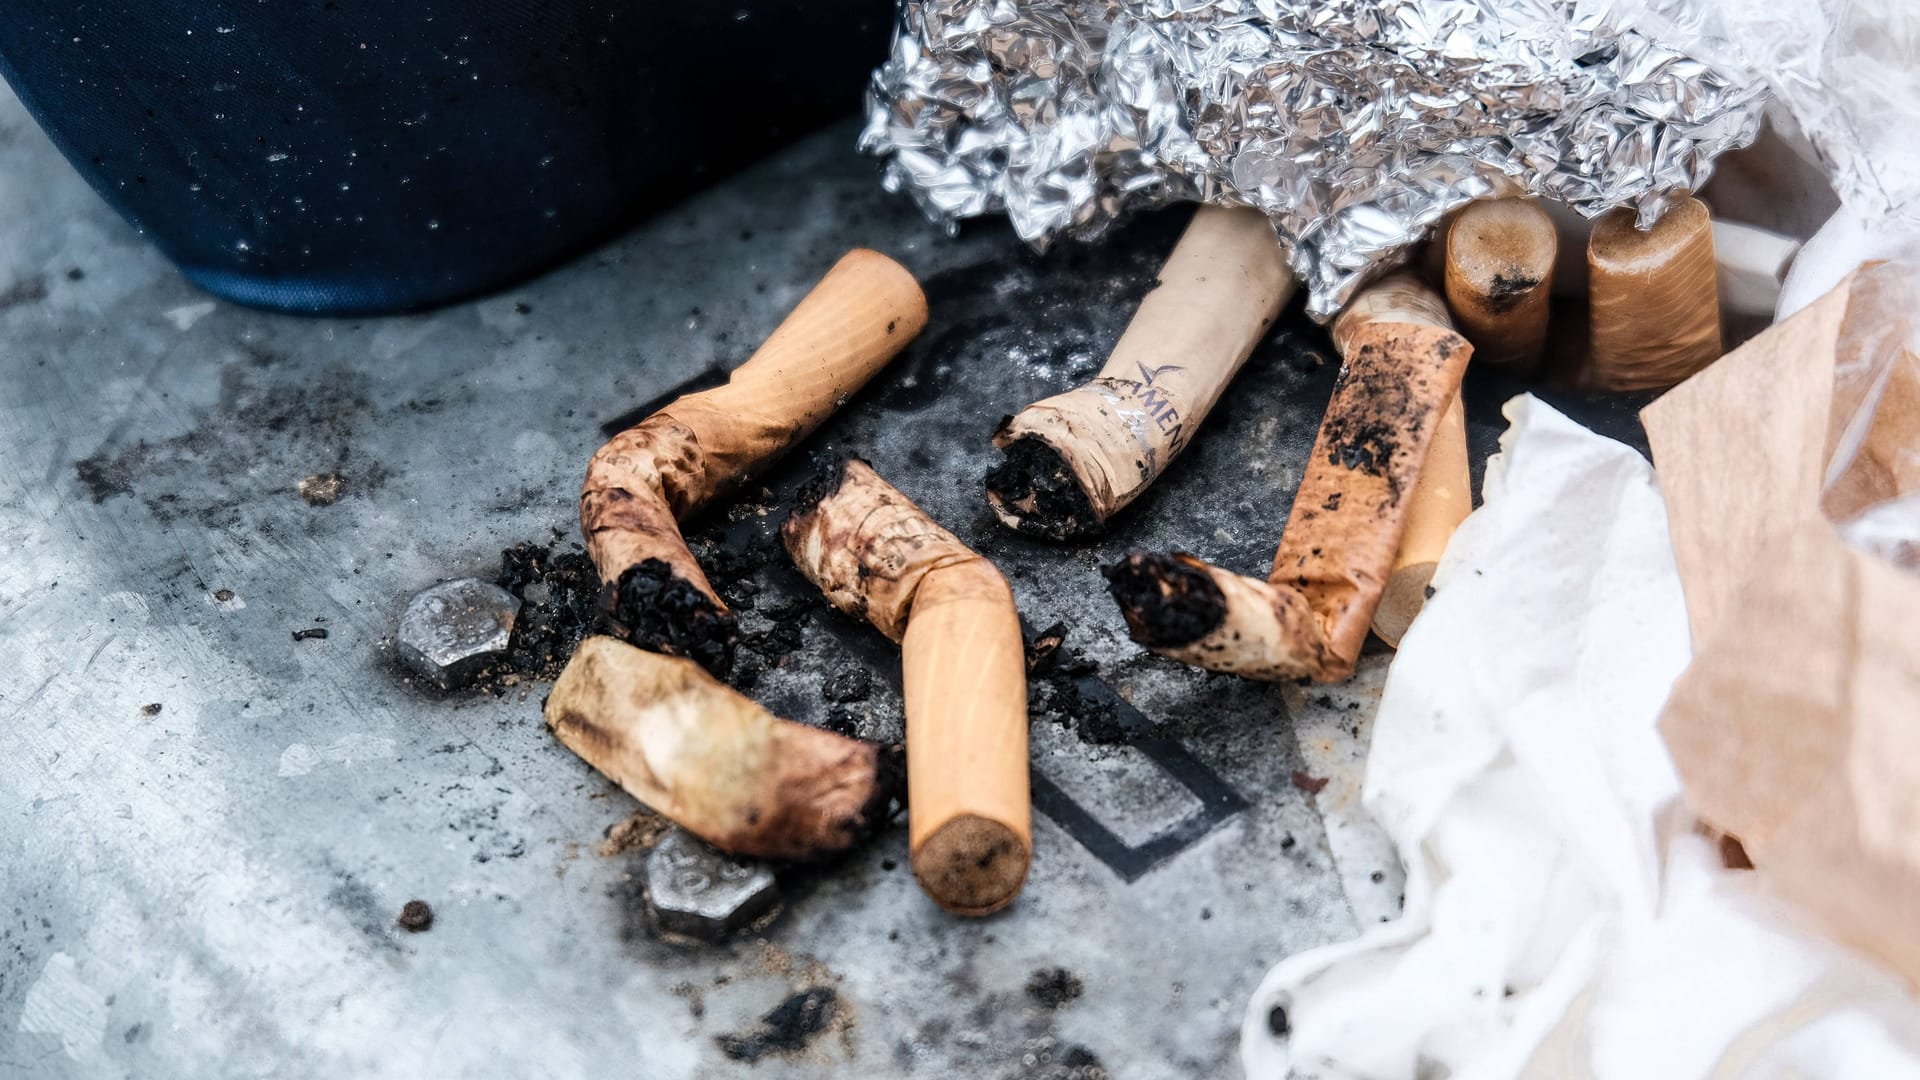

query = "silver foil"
[860,0,1769,318]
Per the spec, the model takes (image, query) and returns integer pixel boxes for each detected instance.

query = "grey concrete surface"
[0,75,1649,1078]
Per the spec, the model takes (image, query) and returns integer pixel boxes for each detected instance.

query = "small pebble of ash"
[1025,965,1085,1009]
[821,667,872,704]
[298,472,347,507]
[1024,623,1129,746]
[682,527,823,688]
[489,540,603,682]
[396,899,434,932]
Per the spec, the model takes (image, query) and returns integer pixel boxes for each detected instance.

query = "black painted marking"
[813,610,1248,883]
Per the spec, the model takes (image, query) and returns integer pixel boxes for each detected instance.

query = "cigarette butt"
[784,459,1031,916]
[1443,197,1556,373]
[1369,393,1470,647]
[1106,273,1473,682]
[544,636,897,861]
[582,250,926,673]
[1586,197,1722,391]
[1417,206,1465,286]
[986,206,1294,539]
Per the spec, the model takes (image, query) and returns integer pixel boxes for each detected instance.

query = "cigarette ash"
[607,559,737,678]
[71,359,391,528]
[1100,553,1227,649]
[1024,966,1085,1009]
[392,538,605,696]
[985,436,1103,540]
[1025,622,1131,746]
[715,986,842,1063]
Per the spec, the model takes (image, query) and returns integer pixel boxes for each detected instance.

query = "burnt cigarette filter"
[544,635,899,861]
[784,458,1031,916]
[1585,196,1722,391]
[580,250,926,675]
[984,206,1295,539]
[1443,197,1556,373]
[1105,274,1473,682]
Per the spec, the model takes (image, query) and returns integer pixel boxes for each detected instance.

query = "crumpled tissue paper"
[1241,396,1920,1078]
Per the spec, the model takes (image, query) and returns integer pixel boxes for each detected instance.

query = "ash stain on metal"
[0,275,47,312]
[1025,966,1085,1009]
[715,986,840,1062]
[326,871,403,953]
[72,360,390,526]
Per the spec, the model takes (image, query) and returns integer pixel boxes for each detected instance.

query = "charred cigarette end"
[790,456,857,520]
[983,436,1104,540]
[605,559,738,677]
[544,636,891,861]
[913,814,1031,917]
[1105,552,1328,681]
[1102,551,1228,648]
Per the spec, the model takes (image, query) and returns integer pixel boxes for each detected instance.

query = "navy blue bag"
[0,3,887,314]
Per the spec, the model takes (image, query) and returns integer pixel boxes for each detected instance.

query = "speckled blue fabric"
[0,2,885,315]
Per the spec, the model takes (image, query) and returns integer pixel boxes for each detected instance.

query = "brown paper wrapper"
[1644,262,1920,984]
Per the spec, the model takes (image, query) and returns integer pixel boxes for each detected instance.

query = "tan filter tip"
[912,813,1032,917]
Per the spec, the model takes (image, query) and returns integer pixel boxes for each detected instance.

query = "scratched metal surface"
[0,77,1651,1079]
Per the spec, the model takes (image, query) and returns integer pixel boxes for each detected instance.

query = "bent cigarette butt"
[1369,393,1470,647]
[544,635,898,861]
[985,206,1294,539]
[1106,273,1473,682]
[1586,197,1722,391]
[1444,198,1556,373]
[582,250,926,674]
[784,459,1031,916]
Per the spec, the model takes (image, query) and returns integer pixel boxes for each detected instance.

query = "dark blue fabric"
[0,2,887,315]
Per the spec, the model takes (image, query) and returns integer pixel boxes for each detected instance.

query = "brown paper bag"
[1644,262,1920,984]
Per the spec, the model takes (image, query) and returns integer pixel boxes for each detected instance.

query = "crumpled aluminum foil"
[860,0,1769,318]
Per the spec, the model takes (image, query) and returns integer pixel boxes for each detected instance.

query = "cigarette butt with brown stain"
[784,458,1031,916]
[580,249,927,675]
[544,635,900,861]
[1104,273,1473,682]
[1369,393,1470,647]
[1584,196,1722,391]
[984,206,1295,539]
[1444,197,1556,374]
